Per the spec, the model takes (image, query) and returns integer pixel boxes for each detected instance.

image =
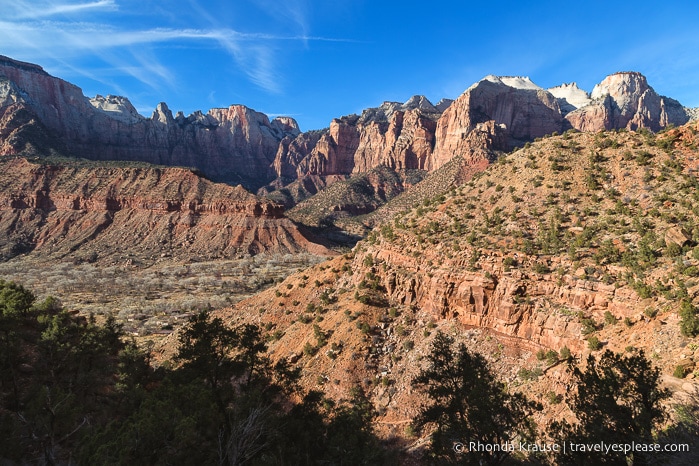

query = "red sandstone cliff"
[0,55,692,200]
[565,72,688,132]
[0,56,299,189]
[428,76,564,169]
[281,98,443,180]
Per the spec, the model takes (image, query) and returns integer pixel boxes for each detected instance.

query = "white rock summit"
[566,71,688,131]
[90,94,144,124]
[547,83,592,115]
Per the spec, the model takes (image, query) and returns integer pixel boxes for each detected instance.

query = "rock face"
[0,55,299,189]
[430,76,565,169]
[359,244,607,353]
[270,82,548,189]
[0,157,330,261]
[89,94,144,124]
[548,82,591,115]
[275,96,444,180]
[565,72,689,131]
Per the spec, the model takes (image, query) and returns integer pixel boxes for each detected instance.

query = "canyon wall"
[0,56,299,189]
[565,72,688,132]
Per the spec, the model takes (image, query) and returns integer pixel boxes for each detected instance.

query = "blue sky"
[1,0,698,131]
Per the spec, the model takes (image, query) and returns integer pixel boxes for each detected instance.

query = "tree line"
[1,280,696,465]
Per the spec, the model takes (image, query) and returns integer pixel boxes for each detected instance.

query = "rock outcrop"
[0,157,331,262]
[275,95,445,180]
[565,72,689,131]
[359,243,602,354]
[548,82,591,115]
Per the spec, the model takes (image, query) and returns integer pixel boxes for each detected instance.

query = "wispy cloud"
[0,0,352,95]
[250,0,310,44]
[8,0,117,20]
[185,0,284,94]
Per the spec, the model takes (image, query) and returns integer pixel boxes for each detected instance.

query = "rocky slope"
[265,72,690,216]
[285,165,421,235]
[0,157,330,263]
[200,121,699,450]
[431,76,564,165]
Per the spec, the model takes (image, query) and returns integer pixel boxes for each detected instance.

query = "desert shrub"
[545,350,559,365]
[560,346,572,361]
[587,336,602,351]
[547,391,562,404]
[604,311,617,326]
[674,365,688,379]
[679,300,699,337]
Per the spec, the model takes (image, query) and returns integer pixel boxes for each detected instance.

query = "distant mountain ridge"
[0,55,693,196]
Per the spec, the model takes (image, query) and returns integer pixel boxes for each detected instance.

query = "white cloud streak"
[7,0,117,20]
[0,11,353,95]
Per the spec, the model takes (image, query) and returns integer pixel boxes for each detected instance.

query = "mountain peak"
[548,82,591,114]
[567,71,688,131]
[435,98,454,112]
[482,75,543,90]
[402,95,438,113]
[358,95,443,125]
[591,71,650,101]
[271,116,301,138]
[89,94,144,124]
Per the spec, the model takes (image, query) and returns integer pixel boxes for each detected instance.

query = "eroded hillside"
[204,121,699,452]
[0,157,332,261]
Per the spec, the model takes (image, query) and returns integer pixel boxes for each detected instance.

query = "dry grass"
[0,252,326,338]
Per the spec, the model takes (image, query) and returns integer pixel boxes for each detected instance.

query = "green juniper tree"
[412,332,541,465]
[550,349,669,465]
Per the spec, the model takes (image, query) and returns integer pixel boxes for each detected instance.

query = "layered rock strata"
[0,158,330,261]
[565,72,688,131]
[0,56,299,189]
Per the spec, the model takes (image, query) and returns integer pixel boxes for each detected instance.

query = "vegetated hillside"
[208,121,699,458]
[283,121,506,243]
[285,165,425,240]
[364,134,500,229]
